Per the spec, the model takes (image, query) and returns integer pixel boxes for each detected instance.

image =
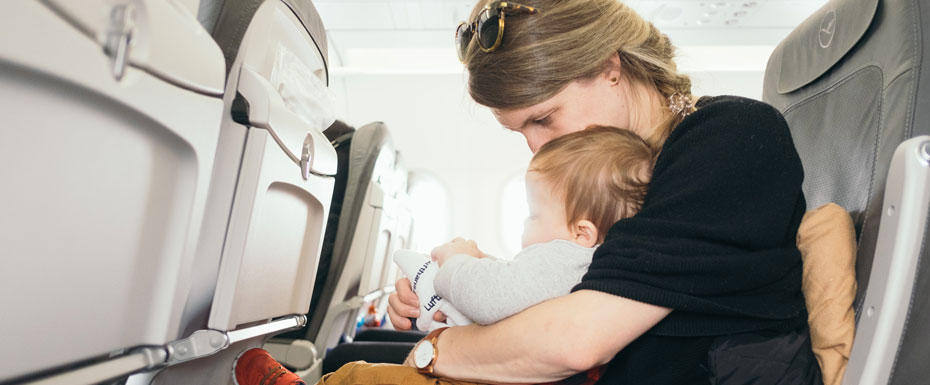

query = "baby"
[318,126,655,385]
[395,125,655,330]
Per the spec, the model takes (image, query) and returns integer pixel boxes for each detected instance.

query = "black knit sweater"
[573,95,809,383]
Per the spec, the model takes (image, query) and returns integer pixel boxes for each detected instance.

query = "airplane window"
[499,172,529,257]
[407,171,452,254]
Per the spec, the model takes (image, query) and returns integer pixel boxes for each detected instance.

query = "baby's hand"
[431,237,485,266]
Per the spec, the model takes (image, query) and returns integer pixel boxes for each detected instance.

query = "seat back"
[142,0,337,383]
[265,122,412,381]
[762,0,930,382]
[309,120,359,329]
[362,150,413,321]
[0,1,227,383]
[300,122,411,350]
[375,151,413,316]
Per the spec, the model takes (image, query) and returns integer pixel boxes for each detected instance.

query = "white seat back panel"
[374,193,413,314]
[0,2,224,381]
[209,128,334,331]
[207,1,336,332]
[45,0,226,95]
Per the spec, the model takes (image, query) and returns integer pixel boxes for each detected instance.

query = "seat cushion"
[796,203,857,385]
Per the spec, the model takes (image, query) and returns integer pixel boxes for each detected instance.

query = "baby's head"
[523,125,655,248]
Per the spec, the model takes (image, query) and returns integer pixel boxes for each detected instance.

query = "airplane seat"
[131,0,338,384]
[306,120,358,332]
[266,120,354,348]
[762,0,930,382]
[196,0,225,34]
[264,122,413,382]
[376,151,413,317]
[0,1,232,384]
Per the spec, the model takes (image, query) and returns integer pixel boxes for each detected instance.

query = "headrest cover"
[281,0,328,84]
[775,0,878,94]
[211,0,329,82]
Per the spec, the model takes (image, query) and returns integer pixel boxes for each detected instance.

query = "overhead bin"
[0,0,226,383]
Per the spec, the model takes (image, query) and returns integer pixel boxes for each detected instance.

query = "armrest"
[843,136,930,385]
[264,339,318,370]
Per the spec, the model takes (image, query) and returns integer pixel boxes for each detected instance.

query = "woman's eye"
[533,116,551,126]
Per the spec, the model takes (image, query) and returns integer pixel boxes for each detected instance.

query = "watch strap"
[417,327,450,375]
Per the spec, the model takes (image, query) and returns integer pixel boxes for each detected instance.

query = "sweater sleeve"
[573,96,809,336]
[434,241,593,325]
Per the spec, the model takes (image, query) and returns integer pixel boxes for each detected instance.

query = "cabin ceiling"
[314,0,827,71]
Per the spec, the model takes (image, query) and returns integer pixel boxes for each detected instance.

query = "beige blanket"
[797,203,857,385]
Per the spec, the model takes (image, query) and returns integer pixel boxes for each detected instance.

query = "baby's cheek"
[521,223,537,249]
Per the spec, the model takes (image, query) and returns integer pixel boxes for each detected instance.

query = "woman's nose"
[522,131,546,153]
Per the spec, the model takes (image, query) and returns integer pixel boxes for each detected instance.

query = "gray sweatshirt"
[432,239,595,325]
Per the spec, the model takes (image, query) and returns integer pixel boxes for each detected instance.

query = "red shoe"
[233,348,306,385]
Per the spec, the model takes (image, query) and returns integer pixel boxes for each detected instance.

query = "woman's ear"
[604,52,623,86]
[572,220,599,248]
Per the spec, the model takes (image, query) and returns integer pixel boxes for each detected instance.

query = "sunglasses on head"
[455,1,540,62]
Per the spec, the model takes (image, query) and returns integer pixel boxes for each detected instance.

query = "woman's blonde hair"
[529,126,655,243]
[462,0,693,147]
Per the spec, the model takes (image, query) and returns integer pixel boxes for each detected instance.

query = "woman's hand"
[387,277,447,330]
[389,237,485,329]
[431,237,488,266]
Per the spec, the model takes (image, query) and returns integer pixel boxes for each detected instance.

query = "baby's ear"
[572,220,599,248]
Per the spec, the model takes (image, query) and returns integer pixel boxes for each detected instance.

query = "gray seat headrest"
[774,0,878,94]
[209,0,328,83]
[281,0,328,74]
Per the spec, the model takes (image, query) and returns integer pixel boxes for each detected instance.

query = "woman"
[385,0,819,383]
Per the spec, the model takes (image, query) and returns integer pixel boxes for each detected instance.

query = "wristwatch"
[412,327,450,375]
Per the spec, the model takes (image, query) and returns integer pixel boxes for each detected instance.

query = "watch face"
[414,340,434,369]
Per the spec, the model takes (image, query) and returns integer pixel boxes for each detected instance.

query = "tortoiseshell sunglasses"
[455,1,540,62]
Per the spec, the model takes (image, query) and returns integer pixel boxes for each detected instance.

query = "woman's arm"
[434,242,591,325]
[407,290,671,383]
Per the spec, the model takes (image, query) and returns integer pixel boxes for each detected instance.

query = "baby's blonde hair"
[529,126,655,243]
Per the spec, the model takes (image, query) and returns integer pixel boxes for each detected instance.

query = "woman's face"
[492,74,631,153]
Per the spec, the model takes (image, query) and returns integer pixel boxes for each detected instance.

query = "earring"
[609,77,619,85]
[668,93,695,117]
